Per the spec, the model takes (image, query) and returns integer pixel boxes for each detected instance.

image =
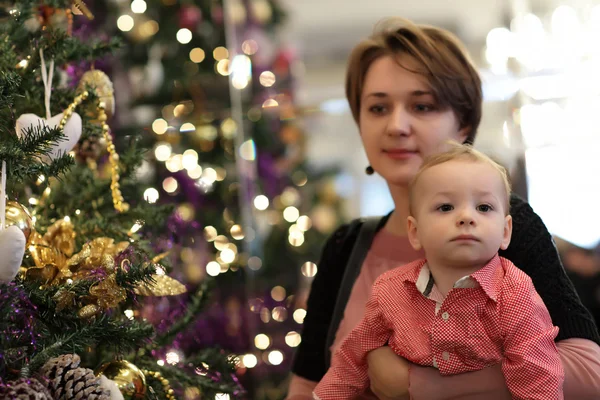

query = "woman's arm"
[500,196,600,344]
[366,339,600,400]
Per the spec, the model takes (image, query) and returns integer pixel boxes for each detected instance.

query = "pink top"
[315,256,563,400]
[286,229,600,400]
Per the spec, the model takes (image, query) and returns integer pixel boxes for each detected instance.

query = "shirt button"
[432,356,438,368]
[442,351,450,361]
[441,312,450,320]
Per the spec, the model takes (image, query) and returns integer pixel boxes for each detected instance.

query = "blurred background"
[80,0,600,398]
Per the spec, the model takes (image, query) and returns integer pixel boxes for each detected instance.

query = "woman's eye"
[414,104,435,112]
[437,204,453,212]
[477,204,493,212]
[368,104,387,114]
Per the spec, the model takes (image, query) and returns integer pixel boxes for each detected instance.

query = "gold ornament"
[77,70,115,119]
[96,360,147,400]
[5,201,34,244]
[71,0,94,20]
[134,273,187,296]
[141,369,175,400]
[67,237,129,275]
[77,303,99,319]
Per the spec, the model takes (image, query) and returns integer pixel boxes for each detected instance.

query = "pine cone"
[40,354,111,400]
[0,376,52,399]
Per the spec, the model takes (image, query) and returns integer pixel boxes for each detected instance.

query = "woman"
[287,18,600,400]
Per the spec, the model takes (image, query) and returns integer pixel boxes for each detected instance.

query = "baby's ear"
[407,216,422,251]
[500,215,512,250]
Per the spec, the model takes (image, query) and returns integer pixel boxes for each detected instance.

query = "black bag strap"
[324,216,383,368]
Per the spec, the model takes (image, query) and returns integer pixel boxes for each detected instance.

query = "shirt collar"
[408,254,503,302]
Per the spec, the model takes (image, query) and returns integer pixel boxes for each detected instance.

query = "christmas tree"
[94,0,346,398]
[0,0,243,398]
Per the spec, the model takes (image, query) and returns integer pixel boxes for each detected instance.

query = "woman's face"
[359,54,470,187]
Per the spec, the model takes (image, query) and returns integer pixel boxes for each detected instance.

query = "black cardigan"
[292,194,600,382]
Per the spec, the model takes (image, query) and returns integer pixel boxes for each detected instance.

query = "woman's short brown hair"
[345,18,483,144]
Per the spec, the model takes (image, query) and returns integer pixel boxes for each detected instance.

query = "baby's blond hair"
[409,142,511,215]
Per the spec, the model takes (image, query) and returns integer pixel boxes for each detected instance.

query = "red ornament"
[179,5,202,30]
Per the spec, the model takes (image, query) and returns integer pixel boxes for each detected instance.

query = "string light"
[189,48,205,63]
[293,309,307,324]
[267,350,283,365]
[117,15,134,31]
[130,0,147,13]
[253,195,269,210]
[176,28,192,44]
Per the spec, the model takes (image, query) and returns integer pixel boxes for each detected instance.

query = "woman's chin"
[381,170,418,188]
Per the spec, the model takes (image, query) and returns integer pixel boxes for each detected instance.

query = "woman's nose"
[386,106,411,136]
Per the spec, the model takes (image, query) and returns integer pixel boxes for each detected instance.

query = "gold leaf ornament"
[77,70,115,119]
[134,272,187,296]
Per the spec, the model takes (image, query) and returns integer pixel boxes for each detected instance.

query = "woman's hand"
[367,346,410,400]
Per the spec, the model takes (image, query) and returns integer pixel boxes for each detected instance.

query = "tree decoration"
[95,360,147,400]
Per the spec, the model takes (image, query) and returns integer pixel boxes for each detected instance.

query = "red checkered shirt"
[313,254,564,400]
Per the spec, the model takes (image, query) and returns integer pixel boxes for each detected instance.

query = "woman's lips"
[383,149,418,160]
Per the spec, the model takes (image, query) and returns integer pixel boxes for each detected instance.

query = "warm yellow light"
[283,206,300,222]
[143,188,159,204]
[206,261,221,277]
[239,140,256,161]
[267,350,283,365]
[259,71,276,87]
[220,248,236,264]
[176,28,192,44]
[201,168,217,184]
[189,47,206,63]
[241,354,258,368]
[152,118,168,135]
[182,149,199,170]
[301,262,318,277]
[242,39,258,55]
[154,143,172,161]
[285,331,301,347]
[117,15,134,32]
[216,59,231,76]
[262,99,279,108]
[213,46,229,61]
[165,154,184,173]
[187,165,202,179]
[230,225,244,240]
[254,334,270,350]
[271,286,286,302]
[180,122,195,133]
[253,195,269,211]
[204,226,218,242]
[162,177,178,193]
[296,215,312,231]
[131,0,147,13]
[293,309,307,324]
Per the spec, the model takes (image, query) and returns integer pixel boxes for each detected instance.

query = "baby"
[314,143,564,400]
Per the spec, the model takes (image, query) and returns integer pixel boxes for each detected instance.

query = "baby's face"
[410,160,512,269]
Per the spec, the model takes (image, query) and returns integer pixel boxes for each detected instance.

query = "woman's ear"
[457,125,471,144]
[407,216,422,251]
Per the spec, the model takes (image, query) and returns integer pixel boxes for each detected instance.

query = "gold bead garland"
[98,102,129,213]
[141,369,176,400]
[59,90,129,213]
